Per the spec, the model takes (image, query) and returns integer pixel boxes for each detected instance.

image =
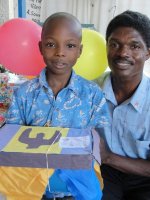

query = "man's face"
[107,27,150,79]
[39,18,82,76]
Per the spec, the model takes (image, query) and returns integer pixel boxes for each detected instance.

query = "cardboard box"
[0,124,95,169]
[0,124,101,200]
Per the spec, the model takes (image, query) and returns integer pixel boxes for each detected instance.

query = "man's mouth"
[114,58,134,68]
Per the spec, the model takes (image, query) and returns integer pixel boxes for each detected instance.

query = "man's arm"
[100,138,150,177]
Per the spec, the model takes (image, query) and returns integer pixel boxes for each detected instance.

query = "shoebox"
[0,124,100,169]
[0,124,101,200]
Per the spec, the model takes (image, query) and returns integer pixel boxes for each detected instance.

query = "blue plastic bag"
[57,168,102,200]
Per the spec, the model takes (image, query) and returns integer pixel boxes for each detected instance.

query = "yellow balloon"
[73,29,108,80]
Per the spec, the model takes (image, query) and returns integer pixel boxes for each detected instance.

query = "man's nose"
[118,45,130,57]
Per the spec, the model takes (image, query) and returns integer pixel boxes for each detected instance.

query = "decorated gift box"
[0,73,29,118]
[0,124,101,200]
[0,73,14,119]
[0,73,13,104]
[0,125,94,169]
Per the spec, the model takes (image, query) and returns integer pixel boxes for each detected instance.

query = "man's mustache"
[113,57,134,65]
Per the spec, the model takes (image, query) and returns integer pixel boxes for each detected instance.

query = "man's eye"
[67,44,76,48]
[109,42,119,48]
[46,42,55,48]
[131,44,140,49]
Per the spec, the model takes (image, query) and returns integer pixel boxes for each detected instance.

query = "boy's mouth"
[53,60,66,69]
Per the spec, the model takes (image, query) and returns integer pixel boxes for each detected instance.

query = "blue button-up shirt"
[6,69,109,128]
[6,68,109,199]
[95,72,150,159]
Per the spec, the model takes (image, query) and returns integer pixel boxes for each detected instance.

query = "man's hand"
[99,136,112,164]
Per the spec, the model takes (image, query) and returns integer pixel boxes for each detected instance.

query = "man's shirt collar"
[103,72,148,113]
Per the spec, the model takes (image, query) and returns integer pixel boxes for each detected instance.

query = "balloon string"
[45,130,62,193]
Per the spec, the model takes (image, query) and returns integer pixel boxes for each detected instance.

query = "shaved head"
[41,12,82,41]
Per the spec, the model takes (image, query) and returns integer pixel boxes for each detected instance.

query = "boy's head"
[106,10,150,48]
[39,12,83,76]
[41,12,82,41]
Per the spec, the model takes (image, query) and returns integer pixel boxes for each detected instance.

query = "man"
[95,10,150,200]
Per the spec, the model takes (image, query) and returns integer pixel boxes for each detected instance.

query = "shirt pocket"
[135,140,150,159]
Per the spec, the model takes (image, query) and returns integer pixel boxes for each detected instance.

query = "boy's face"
[39,18,82,76]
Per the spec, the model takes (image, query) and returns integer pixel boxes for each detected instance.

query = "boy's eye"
[67,44,76,48]
[46,42,55,48]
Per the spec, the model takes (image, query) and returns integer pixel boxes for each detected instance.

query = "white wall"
[0,0,150,75]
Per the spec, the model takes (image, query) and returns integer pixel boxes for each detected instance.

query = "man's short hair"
[106,10,150,48]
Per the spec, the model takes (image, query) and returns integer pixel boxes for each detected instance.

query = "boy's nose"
[55,47,65,57]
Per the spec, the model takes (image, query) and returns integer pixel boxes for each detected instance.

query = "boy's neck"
[46,70,72,96]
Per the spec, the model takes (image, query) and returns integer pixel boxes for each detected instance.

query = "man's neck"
[111,74,142,104]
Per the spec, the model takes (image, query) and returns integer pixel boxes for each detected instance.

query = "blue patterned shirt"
[6,69,110,129]
[95,72,150,159]
[6,68,109,199]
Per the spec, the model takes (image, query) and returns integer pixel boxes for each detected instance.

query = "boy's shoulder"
[73,73,104,98]
[76,73,101,89]
[75,72,96,85]
[15,76,40,93]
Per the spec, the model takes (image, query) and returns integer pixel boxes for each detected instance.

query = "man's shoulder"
[93,71,110,87]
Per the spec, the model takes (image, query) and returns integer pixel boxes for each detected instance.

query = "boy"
[6,12,110,200]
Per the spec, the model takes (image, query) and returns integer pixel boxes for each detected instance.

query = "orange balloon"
[25,76,35,80]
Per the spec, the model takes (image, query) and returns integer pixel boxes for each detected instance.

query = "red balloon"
[0,18,45,75]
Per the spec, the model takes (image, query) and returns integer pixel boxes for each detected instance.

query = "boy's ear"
[79,44,83,57]
[38,41,43,55]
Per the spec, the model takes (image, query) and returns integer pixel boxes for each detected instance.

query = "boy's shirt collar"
[39,68,80,96]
